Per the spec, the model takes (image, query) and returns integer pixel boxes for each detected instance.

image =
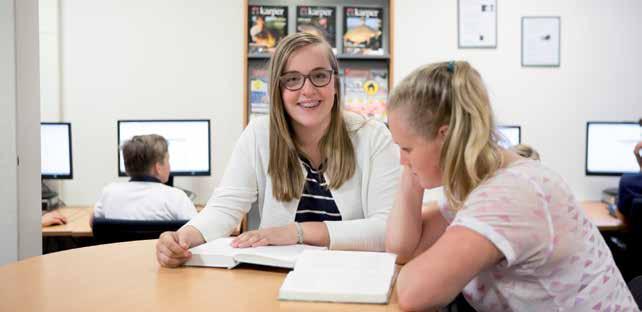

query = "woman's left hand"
[231,224,298,248]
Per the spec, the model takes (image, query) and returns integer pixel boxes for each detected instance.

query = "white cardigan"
[187,112,400,251]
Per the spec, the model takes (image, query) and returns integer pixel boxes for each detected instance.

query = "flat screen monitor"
[497,125,521,148]
[41,122,73,179]
[117,119,211,177]
[586,121,641,176]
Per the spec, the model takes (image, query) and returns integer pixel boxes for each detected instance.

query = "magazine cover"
[343,7,384,55]
[248,5,288,54]
[341,67,388,121]
[249,66,269,115]
[296,6,336,53]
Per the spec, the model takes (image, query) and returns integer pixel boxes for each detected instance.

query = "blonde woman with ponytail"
[156,33,400,267]
[385,61,635,311]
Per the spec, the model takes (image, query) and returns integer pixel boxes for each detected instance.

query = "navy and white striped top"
[295,157,342,222]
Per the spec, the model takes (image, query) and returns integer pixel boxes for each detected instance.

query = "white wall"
[396,0,642,201]
[39,0,61,121]
[51,1,641,206]
[57,0,244,205]
[0,0,19,265]
[1,0,42,265]
[17,0,44,260]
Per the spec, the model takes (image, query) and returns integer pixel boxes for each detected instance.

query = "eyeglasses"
[279,69,335,91]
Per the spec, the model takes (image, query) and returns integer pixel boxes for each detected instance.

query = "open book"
[184,237,327,269]
[279,250,397,304]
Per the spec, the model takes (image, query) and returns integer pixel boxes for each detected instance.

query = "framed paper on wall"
[521,16,561,67]
[458,0,497,48]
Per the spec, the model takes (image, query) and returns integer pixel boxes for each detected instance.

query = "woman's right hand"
[156,225,205,268]
[400,165,425,199]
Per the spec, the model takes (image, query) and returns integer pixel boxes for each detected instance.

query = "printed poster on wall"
[458,0,497,48]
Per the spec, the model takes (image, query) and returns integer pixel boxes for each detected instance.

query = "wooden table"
[42,205,244,237]
[581,200,626,231]
[0,240,401,312]
[42,206,93,237]
[423,200,626,231]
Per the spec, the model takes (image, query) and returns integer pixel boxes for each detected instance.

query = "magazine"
[248,5,288,54]
[341,67,388,121]
[296,6,336,53]
[343,7,384,55]
[249,65,269,115]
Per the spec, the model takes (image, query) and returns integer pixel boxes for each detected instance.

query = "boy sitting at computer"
[92,134,197,222]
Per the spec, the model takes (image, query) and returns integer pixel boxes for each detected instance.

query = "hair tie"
[447,61,455,73]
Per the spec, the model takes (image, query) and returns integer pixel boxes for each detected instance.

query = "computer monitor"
[117,119,211,177]
[497,125,521,148]
[41,122,73,179]
[585,121,641,176]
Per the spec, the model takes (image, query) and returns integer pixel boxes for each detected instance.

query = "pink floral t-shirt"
[440,159,637,311]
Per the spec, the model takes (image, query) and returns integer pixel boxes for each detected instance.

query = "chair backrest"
[630,198,642,235]
[92,218,188,244]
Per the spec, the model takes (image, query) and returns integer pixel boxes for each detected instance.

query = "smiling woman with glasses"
[155,32,401,268]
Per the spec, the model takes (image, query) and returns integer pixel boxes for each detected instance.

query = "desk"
[42,205,244,237]
[0,240,401,311]
[423,200,625,231]
[581,200,626,231]
[42,206,93,237]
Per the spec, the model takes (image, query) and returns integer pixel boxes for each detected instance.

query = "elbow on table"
[396,268,453,311]
[397,285,450,311]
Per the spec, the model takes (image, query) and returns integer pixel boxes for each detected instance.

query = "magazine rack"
[243,0,394,125]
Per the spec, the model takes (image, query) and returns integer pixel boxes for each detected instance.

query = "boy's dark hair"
[121,134,168,177]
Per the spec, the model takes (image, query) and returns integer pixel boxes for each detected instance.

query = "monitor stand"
[41,180,59,210]
[175,187,197,202]
[165,175,197,202]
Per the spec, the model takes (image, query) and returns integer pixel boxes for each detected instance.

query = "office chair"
[92,218,188,245]
[628,198,642,235]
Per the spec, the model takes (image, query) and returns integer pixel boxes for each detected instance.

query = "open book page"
[279,250,397,304]
[185,237,327,269]
[234,243,326,268]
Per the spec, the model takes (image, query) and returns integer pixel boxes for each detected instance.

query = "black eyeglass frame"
[278,69,336,91]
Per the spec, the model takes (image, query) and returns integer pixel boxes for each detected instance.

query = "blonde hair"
[267,32,355,202]
[388,61,502,210]
[511,144,541,160]
[121,134,168,177]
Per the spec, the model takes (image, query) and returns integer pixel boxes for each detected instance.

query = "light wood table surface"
[423,200,625,231]
[42,206,94,237]
[0,239,401,312]
[41,205,243,237]
[580,200,626,231]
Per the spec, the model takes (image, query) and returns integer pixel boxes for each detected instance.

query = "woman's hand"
[231,224,298,248]
[400,166,425,205]
[385,166,429,263]
[156,225,205,268]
